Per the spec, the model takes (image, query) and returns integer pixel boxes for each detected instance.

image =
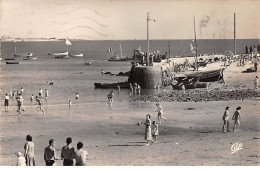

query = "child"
[30,94,34,102]
[152,121,159,143]
[16,152,26,166]
[232,107,241,132]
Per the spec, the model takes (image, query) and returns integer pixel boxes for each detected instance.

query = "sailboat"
[108,44,131,61]
[52,37,71,59]
[14,47,33,57]
[184,16,224,82]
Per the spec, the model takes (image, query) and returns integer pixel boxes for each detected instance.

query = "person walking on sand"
[44,139,59,166]
[45,89,49,100]
[61,137,75,166]
[254,76,258,90]
[232,107,241,132]
[222,106,231,133]
[24,135,36,166]
[72,142,88,166]
[16,94,23,116]
[16,152,26,166]
[39,88,43,99]
[152,121,159,143]
[107,91,114,103]
[36,96,45,114]
[4,93,10,112]
[144,114,153,146]
[30,94,34,102]
[156,103,167,125]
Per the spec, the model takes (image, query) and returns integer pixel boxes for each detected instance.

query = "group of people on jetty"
[16,135,88,166]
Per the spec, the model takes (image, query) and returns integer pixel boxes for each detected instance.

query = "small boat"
[14,47,33,57]
[23,56,37,60]
[6,61,19,64]
[49,51,69,56]
[70,53,84,57]
[108,56,130,61]
[94,81,130,89]
[54,55,69,59]
[85,61,91,65]
[5,58,15,60]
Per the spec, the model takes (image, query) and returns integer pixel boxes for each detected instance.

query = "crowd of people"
[16,135,88,166]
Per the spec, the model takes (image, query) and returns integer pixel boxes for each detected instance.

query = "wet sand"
[0,60,260,166]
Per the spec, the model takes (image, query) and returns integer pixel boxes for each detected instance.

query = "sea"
[0,39,259,107]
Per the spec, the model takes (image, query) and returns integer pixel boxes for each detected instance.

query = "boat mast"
[193,16,199,73]
[234,13,236,55]
[120,44,122,57]
[146,12,155,66]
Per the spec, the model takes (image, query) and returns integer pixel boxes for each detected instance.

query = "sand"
[0,60,260,166]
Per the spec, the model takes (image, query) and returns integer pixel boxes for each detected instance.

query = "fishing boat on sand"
[172,77,207,90]
[94,81,130,89]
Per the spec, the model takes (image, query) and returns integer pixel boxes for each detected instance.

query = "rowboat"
[48,51,69,56]
[23,56,38,60]
[185,68,224,82]
[70,53,84,57]
[6,61,19,64]
[54,55,69,59]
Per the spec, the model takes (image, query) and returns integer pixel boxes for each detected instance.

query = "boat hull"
[94,81,130,89]
[6,61,19,64]
[185,69,224,82]
[54,55,69,59]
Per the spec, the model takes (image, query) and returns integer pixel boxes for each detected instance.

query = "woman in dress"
[144,114,153,146]
[24,135,36,166]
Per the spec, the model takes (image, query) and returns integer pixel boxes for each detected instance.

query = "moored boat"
[23,56,37,60]
[94,81,130,89]
[54,55,69,59]
[6,61,19,64]
[70,53,84,57]
[185,68,224,82]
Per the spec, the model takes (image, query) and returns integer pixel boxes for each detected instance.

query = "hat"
[16,152,22,157]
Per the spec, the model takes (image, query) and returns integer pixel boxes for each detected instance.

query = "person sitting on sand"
[152,121,159,143]
[254,76,258,90]
[222,106,231,133]
[144,114,153,146]
[61,137,75,166]
[24,135,36,166]
[156,103,167,125]
[16,152,26,166]
[44,139,59,166]
[36,96,45,114]
[232,107,241,132]
[72,142,88,166]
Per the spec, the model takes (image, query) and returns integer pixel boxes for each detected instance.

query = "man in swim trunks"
[61,137,75,166]
[44,139,59,166]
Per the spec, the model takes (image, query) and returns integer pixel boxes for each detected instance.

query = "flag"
[190,43,196,54]
[66,37,72,45]
[107,48,112,52]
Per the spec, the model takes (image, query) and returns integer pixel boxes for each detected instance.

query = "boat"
[48,51,69,56]
[6,61,19,64]
[94,81,130,89]
[70,53,84,57]
[54,55,69,59]
[172,77,207,90]
[23,56,37,60]
[107,44,132,61]
[14,47,33,57]
[85,61,91,65]
[5,58,15,60]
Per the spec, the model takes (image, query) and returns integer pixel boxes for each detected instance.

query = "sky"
[0,0,259,40]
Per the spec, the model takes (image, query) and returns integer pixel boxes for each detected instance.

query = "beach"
[1,57,260,166]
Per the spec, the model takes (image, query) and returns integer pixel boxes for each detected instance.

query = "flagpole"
[193,16,198,73]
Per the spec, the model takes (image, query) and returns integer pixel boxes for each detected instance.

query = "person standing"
[254,76,258,90]
[45,89,49,100]
[72,142,88,166]
[44,139,59,166]
[16,94,23,116]
[24,135,36,166]
[222,106,230,133]
[69,100,72,108]
[20,87,24,95]
[144,114,153,146]
[4,93,10,112]
[156,103,167,125]
[30,94,34,102]
[152,121,159,143]
[107,91,114,103]
[75,93,79,102]
[232,107,241,132]
[61,137,75,166]
[36,96,45,114]
[39,88,43,99]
